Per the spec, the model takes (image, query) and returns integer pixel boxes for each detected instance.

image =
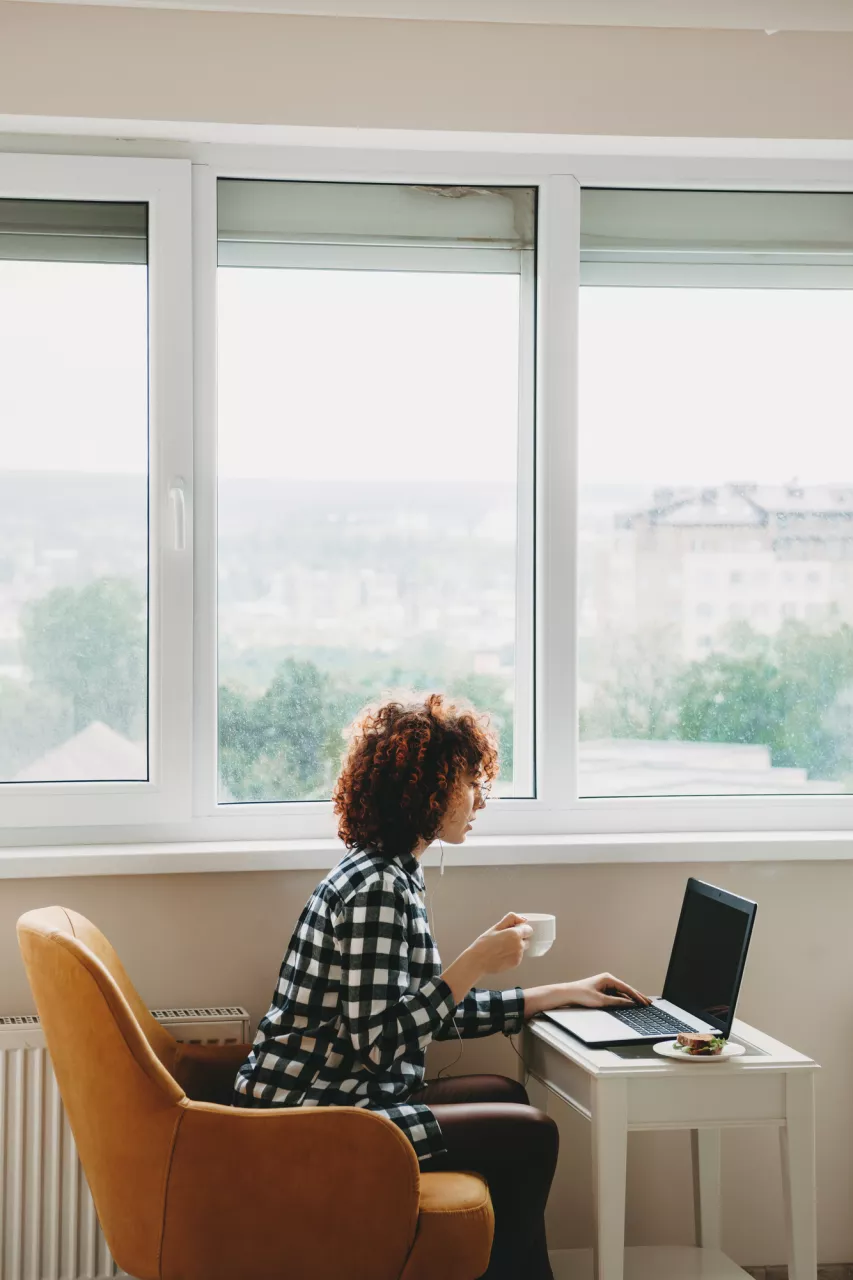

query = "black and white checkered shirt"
[233,846,525,1162]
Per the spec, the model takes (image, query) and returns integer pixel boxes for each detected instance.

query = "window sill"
[1,830,852,879]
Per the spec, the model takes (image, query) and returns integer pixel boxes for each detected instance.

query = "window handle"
[169,479,187,552]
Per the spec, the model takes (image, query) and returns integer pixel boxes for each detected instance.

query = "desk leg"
[781,1073,817,1280]
[691,1129,722,1249]
[591,1078,628,1280]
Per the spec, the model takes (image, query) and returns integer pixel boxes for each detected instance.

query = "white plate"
[653,1039,746,1063]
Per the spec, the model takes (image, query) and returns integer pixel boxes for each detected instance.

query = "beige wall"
[1,858,849,1261]
[1,4,853,138]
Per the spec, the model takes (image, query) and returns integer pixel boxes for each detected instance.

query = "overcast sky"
[580,286,853,488]
[1,262,851,489]
[0,261,148,475]
[217,268,519,484]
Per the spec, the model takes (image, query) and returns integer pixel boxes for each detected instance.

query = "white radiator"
[0,1007,251,1280]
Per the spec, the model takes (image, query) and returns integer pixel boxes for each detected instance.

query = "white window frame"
[0,135,852,856]
[193,166,537,835]
[0,153,194,831]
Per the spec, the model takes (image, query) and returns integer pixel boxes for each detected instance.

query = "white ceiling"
[7,0,853,29]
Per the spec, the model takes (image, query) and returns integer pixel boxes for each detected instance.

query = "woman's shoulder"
[324,847,410,910]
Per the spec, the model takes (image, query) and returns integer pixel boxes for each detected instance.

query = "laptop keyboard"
[609,1005,696,1036]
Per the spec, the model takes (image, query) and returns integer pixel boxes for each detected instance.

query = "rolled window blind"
[217,179,535,268]
[581,189,853,287]
[0,199,147,265]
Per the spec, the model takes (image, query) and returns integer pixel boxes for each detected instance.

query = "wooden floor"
[548,1247,751,1280]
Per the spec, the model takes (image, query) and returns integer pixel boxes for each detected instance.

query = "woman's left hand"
[561,972,651,1009]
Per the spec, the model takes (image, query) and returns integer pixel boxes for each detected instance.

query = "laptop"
[544,877,757,1047]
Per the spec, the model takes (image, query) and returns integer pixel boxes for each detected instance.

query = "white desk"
[522,1017,818,1280]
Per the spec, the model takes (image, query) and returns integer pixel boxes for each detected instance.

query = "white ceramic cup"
[519,913,556,957]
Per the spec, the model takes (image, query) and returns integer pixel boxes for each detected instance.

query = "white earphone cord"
[429,839,463,1078]
[429,838,530,1086]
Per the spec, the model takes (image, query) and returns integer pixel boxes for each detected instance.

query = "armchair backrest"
[17,906,186,1280]
[17,906,428,1280]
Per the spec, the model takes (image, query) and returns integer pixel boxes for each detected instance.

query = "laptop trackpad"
[546,1008,637,1041]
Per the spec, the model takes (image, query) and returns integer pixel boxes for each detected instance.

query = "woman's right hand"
[470,913,533,975]
[442,913,534,1003]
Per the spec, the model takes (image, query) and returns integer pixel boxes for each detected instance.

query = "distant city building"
[583,482,853,661]
[14,721,146,783]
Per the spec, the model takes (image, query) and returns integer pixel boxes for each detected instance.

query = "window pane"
[579,275,853,797]
[0,202,148,784]
[217,185,532,803]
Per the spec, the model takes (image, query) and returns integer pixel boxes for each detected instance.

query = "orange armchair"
[17,906,494,1280]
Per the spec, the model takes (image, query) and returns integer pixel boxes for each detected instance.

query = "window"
[4,152,853,850]
[215,181,535,804]
[0,155,191,831]
[0,200,148,784]
[579,188,853,799]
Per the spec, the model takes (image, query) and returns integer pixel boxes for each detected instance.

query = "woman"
[234,694,647,1279]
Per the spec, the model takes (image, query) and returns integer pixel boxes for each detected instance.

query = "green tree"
[579,627,682,742]
[581,620,853,784]
[448,672,515,784]
[219,658,364,802]
[675,651,787,748]
[218,660,519,801]
[21,578,146,738]
[218,683,263,800]
[676,622,853,780]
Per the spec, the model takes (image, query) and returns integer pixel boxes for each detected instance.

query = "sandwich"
[675,1031,726,1056]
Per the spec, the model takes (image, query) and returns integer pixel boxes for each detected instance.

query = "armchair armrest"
[171,1041,251,1105]
[160,1100,421,1280]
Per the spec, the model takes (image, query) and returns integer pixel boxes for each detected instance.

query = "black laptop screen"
[662,886,752,1032]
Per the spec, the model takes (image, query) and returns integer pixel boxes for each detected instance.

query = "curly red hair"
[332,693,499,857]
